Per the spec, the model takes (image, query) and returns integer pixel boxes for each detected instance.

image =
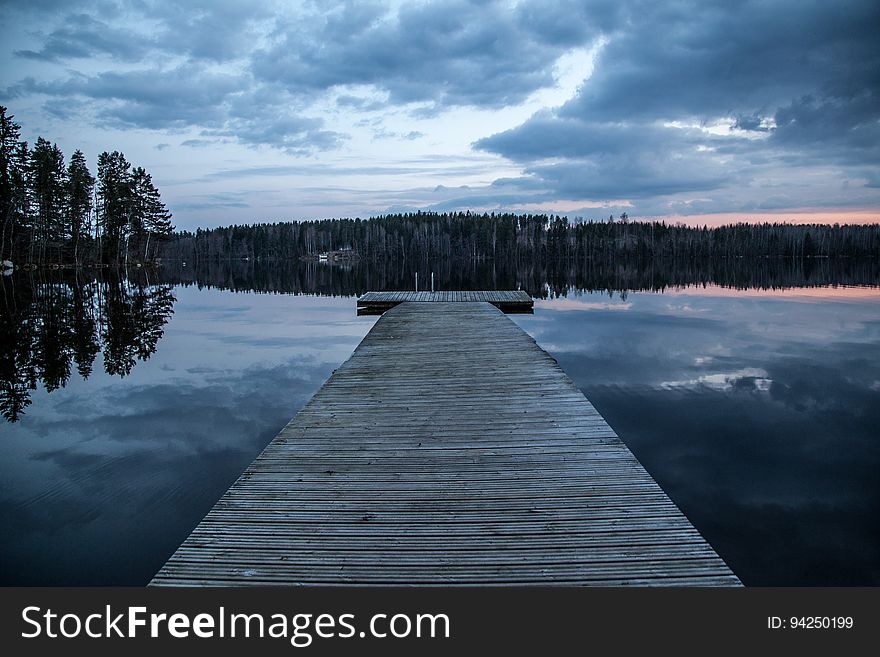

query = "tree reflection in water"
[2,255,878,423]
[157,255,880,299]
[0,271,175,422]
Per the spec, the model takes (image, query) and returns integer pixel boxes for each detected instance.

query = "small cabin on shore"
[303,248,359,263]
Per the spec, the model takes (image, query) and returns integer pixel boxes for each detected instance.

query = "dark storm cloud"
[514,0,620,46]
[474,115,731,199]
[11,0,597,114]
[476,0,880,211]
[86,67,239,129]
[558,1,879,123]
[772,91,880,164]
[733,114,770,133]
[528,155,729,200]
[152,0,275,63]
[3,0,879,214]
[13,13,147,62]
[5,65,344,153]
[474,113,683,161]
[250,0,602,110]
[5,0,264,63]
[1,1,343,154]
[5,66,238,128]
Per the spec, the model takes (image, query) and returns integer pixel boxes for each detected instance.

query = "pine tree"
[0,107,24,262]
[130,167,149,261]
[67,150,94,265]
[9,142,29,260]
[131,167,173,261]
[28,137,68,264]
[96,150,133,264]
[142,175,173,261]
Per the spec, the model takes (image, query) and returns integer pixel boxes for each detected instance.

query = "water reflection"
[0,289,374,584]
[5,258,877,424]
[1,272,175,423]
[513,291,880,585]
[1,259,878,586]
[158,256,880,298]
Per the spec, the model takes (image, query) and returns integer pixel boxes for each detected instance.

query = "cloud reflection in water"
[0,289,376,585]
[515,288,880,585]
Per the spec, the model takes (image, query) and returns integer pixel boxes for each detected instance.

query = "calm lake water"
[1,265,879,585]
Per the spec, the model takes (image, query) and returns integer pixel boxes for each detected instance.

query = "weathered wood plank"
[152,301,739,587]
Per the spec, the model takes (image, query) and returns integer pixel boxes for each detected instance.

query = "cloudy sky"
[1,0,878,231]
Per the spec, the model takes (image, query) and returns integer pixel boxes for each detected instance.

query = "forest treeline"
[160,212,880,263]
[0,106,174,267]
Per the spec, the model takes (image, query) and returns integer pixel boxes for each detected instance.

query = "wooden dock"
[152,297,739,586]
[357,290,533,314]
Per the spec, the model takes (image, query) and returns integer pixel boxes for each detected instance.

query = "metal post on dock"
[431,272,434,292]
[415,272,418,292]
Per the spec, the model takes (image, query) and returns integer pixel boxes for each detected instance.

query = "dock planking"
[152,299,740,586]
[357,290,533,315]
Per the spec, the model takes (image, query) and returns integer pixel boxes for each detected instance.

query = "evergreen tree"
[0,106,23,261]
[143,183,173,261]
[96,150,133,264]
[67,149,95,264]
[9,142,30,258]
[130,166,149,260]
[27,137,67,263]
[131,167,173,261]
